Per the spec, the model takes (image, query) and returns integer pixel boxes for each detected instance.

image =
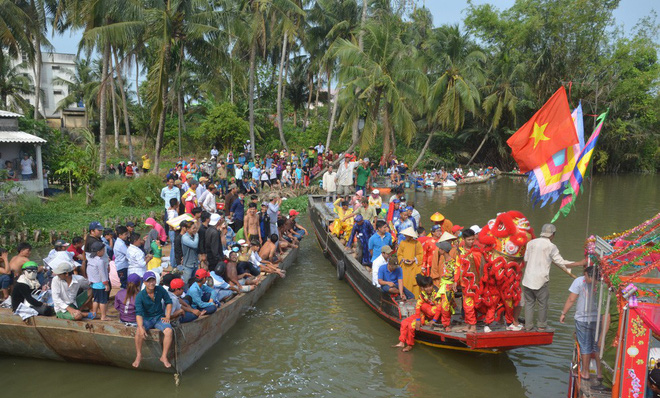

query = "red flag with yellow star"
[507,87,578,173]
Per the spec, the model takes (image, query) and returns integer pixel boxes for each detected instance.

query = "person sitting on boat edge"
[394,275,440,352]
[165,277,206,323]
[249,240,285,278]
[51,261,93,321]
[114,273,141,326]
[187,269,220,315]
[559,266,608,392]
[378,255,414,300]
[259,234,280,264]
[11,261,54,317]
[133,271,173,369]
[371,245,393,287]
[0,247,11,301]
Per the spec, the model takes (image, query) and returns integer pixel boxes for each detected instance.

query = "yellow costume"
[397,238,423,298]
[331,198,354,238]
[429,212,454,235]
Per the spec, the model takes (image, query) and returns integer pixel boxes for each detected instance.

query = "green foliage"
[279,195,308,215]
[196,102,250,152]
[95,174,163,208]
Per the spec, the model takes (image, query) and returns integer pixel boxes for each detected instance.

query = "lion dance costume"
[466,210,534,325]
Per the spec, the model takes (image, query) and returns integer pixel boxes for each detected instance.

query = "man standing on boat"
[559,266,607,392]
[336,154,359,196]
[522,224,586,331]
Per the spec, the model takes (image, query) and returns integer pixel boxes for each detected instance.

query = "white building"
[14,52,85,129]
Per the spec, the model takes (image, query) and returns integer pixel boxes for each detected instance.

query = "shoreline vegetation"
[0,174,313,250]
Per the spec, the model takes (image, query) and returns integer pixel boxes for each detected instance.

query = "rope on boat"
[173,326,181,385]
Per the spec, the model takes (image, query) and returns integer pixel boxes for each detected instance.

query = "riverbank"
[0,175,313,250]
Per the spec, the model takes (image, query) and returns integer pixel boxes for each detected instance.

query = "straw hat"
[438,232,457,243]
[400,227,418,239]
[430,212,445,222]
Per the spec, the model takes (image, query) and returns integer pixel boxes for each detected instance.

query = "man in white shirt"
[315,142,325,155]
[372,245,393,287]
[235,166,244,181]
[127,233,152,276]
[336,154,358,196]
[199,184,218,213]
[20,154,34,180]
[322,165,337,202]
[522,224,586,331]
[51,261,92,320]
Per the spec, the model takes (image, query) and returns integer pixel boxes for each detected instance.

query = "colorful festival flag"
[507,87,579,173]
[551,110,608,222]
[526,103,584,207]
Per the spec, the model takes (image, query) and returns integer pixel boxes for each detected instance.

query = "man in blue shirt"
[368,220,393,262]
[133,271,173,369]
[230,192,246,231]
[346,215,375,266]
[188,269,219,314]
[378,257,414,299]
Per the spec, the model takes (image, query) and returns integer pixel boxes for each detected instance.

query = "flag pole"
[584,81,598,240]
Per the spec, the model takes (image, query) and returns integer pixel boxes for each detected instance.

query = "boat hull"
[0,248,298,373]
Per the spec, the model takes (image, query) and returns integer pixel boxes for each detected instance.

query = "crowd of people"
[0,144,314,369]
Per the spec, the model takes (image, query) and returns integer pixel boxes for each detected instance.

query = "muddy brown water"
[0,175,657,397]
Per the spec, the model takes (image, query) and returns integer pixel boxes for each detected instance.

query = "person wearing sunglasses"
[11,261,54,316]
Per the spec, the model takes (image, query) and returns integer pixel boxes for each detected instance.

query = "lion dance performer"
[474,210,534,332]
[394,275,439,352]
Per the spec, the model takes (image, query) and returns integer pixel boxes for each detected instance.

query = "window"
[52,65,60,70]
[53,90,63,95]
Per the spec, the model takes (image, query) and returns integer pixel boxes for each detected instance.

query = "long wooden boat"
[501,172,526,177]
[456,175,494,185]
[308,195,553,353]
[0,247,298,374]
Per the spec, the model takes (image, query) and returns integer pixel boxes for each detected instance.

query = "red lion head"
[478,210,535,259]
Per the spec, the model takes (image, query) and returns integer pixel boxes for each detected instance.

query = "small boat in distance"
[308,195,553,353]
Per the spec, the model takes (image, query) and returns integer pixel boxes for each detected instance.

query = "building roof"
[0,110,23,118]
[0,131,47,144]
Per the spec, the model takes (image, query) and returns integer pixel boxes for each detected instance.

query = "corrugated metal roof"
[0,131,47,144]
[0,110,23,118]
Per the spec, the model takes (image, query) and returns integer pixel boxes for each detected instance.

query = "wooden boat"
[457,175,493,185]
[0,247,298,374]
[501,172,526,177]
[308,195,553,353]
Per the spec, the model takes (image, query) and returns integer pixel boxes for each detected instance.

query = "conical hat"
[400,227,418,239]
[430,212,445,222]
[438,232,457,243]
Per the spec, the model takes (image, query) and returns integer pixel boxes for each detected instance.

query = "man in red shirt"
[67,236,85,265]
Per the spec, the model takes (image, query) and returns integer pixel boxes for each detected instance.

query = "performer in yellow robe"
[396,227,423,298]
[331,198,354,239]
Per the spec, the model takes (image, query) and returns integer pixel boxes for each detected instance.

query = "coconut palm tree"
[52,57,97,127]
[0,58,33,111]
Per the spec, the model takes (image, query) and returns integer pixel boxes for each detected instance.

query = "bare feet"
[402,346,412,352]
[445,326,452,332]
[392,342,405,348]
[132,356,141,368]
[159,356,172,368]
[100,317,110,321]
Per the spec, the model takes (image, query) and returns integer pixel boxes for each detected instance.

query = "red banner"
[620,308,651,398]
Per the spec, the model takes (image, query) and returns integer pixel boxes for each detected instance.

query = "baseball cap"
[54,239,70,248]
[143,271,157,281]
[126,221,135,227]
[289,209,299,217]
[89,221,103,231]
[431,224,442,232]
[381,245,393,254]
[372,189,379,195]
[355,214,364,222]
[89,241,106,253]
[22,261,38,270]
[261,202,268,207]
[470,224,482,234]
[209,213,222,226]
[170,278,185,290]
[52,261,74,275]
[195,269,210,279]
[540,224,557,238]
[127,273,142,285]
[405,206,413,212]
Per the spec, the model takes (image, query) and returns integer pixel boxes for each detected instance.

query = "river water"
[0,175,657,397]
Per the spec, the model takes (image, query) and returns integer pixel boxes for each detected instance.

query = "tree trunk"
[98,42,111,175]
[113,48,133,162]
[326,86,340,151]
[177,91,186,158]
[351,0,369,146]
[303,74,313,130]
[383,107,391,157]
[327,69,332,124]
[390,120,396,154]
[109,52,120,151]
[276,30,289,151]
[248,42,257,158]
[32,34,42,119]
[135,57,141,106]
[412,129,434,170]
[153,82,168,173]
[314,71,321,117]
[467,127,492,166]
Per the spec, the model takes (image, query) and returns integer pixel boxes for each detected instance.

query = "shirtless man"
[0,248,11,299]
[259,234,281,264]
[225,250,259,291]
[243,203,261,243]
[9,242,34,278]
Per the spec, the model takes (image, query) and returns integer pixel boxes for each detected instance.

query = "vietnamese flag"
[507,87,578,173]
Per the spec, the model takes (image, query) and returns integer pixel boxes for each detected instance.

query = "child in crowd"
[87,241,110,321]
